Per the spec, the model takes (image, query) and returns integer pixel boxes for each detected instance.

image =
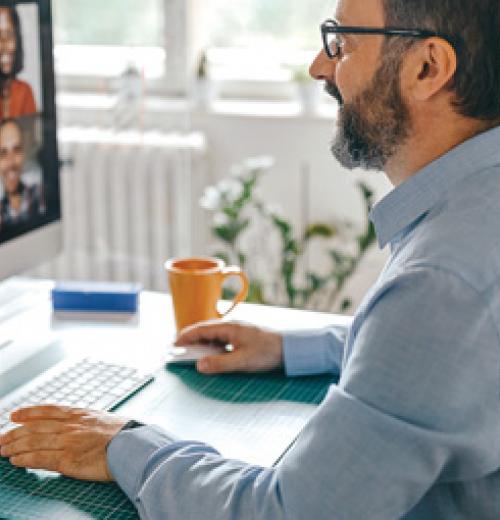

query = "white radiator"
[31,127,209,291]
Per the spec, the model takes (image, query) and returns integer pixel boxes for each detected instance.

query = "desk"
[0,278,349,520]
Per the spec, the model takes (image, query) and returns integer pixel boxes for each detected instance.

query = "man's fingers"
[0,420,69,445]
[9,450,63,473]
[1,432,65,458]
[11,405,84,422]
[176,321,244,347]
[197,350,249,375]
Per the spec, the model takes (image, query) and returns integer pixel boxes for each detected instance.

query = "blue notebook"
[52,281,142,313]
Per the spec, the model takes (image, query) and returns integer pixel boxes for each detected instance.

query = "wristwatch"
[120,419,145,432]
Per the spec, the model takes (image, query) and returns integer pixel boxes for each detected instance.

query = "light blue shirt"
[108,125,500,519]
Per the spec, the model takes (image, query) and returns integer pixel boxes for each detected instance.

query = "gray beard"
[332,105,389,171]
[329,57,411,172]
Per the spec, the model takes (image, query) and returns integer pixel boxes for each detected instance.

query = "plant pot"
[192,79,217,110]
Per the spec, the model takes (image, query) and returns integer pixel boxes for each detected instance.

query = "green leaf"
[340,298,352,312]
[222,207,239,219]
[214,226,232,243]
[236,176,258,207]
[357,181,374,205]
[304,223,337,241]
[214,219,250,244]
[272,215,291,235]
[285,239,300,255]
[238,252,247,267]
[214,251,230,265]
[306,272,326,292]
[357,221,376,252]
[247,280,266,304]
[329,249,353,268]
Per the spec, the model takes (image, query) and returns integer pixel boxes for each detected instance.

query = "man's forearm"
[107,425,287,520]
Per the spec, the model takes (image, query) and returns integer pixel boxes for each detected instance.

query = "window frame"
[54,0,192,96]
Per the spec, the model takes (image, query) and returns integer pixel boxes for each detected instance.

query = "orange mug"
[165,257,249,332]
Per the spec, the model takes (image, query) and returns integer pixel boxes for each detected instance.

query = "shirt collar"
[370,125,500,249]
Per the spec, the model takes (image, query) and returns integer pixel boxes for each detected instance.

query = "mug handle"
[217,266,249,318]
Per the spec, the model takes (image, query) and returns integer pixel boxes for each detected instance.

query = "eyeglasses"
[321,19,455,59]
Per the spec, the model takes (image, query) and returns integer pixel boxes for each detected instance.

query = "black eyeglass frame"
[321,19,456,59]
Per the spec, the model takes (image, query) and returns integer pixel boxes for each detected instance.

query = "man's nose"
[309,49,336,83]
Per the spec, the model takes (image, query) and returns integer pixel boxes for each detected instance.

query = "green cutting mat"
[0,462,137,519]
[0,367,334,520]
[166,365,333,405]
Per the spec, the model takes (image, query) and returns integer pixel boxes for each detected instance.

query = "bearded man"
[1,1,500,518]
[0,119,41,228]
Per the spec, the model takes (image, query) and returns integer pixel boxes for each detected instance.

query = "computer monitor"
[0,0,61,279]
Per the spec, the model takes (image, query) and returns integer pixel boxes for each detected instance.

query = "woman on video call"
[0,5,36,119]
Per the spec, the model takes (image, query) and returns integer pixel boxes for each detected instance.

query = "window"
[53,0,167,81]
[53,0,335,99]
[205,0,334,82]
[54,0,164,46]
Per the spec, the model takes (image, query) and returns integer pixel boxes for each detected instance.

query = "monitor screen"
[0,0,60,245]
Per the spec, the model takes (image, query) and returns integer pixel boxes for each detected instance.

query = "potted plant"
[193,50,216,109]
[200,157,377,313]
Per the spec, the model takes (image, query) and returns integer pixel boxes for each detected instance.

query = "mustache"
[324,81,343,105]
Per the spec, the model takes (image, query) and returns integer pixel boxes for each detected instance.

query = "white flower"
[218,179,243,202]
[243,156,275,173]
[213,212,231,227]
[200,186,222,211]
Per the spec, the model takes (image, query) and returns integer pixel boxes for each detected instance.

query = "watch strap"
[120,419,145,432]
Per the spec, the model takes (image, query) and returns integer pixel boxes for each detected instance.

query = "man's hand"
[0,406,129,481]
[175,321,284,375]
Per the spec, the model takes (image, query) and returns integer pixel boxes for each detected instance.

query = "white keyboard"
[0,358,154,434]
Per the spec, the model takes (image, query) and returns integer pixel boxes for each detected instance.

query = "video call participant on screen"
[0,6,36,119]
[0,118,41,228]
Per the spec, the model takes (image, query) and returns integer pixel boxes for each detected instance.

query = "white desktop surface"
[0,277,350,466]
[2,277,350,369]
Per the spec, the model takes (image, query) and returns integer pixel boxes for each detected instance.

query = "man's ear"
[404,38,457,102]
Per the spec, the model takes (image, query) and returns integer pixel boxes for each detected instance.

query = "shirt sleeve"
[107,266,500,520]
[282,326,348,377]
